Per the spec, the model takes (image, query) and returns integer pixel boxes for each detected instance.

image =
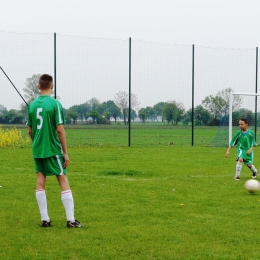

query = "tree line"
[0,74,256,126]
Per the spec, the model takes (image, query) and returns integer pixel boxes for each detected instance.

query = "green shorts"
[236,148,254,165]
[34,155,68,176]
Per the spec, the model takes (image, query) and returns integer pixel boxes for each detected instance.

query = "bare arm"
[57,124,69,168]
[28,127,33,140]
[225,146,232,157]
[247,146,254,155]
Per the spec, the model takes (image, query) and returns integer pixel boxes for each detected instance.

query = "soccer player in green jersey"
[27,74,82,228]
[225,118,258,180]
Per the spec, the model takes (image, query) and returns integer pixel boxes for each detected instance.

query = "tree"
[174,102,185,125]
[193,105,213,125]
[145,106,157,121]
[87,110,102,124]
[162,102,178,124]
[130,93,140,111]
[138,106,157,122]
[88,98,100,111]
[103,111,112,123]
[96,103,106,115]
[124,108,138,122]
[0,105,8,123]
[66,109,79,124]
[182,109,192,125]
[162,101,185,125]
[138,108,147,124]
[202,88,242,125]
[114,91,128,124]
[2,109,24,124]
[23,74,41,103]
[218,88,242,115]
[153,102,166,122]
[202,95,225,124]
[0,104,7,113]
[100,100,121,124]
[131,109,137,121]
[114,91,140,125]
[69,103,91,121]
[19,103,28,123]
[106,101,121,124]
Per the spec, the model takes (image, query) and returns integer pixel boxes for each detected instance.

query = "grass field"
[3,123,226,147]
[1,144,260,259]
[5,123,260,147]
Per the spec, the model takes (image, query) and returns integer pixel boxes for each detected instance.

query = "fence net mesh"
[0,31,259,146]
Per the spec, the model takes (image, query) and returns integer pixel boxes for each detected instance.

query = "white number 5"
[36,108,43,129]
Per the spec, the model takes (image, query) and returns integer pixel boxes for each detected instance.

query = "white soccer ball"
[244,179,260,193]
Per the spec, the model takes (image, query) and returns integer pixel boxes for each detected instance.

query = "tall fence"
[0,31,259,146]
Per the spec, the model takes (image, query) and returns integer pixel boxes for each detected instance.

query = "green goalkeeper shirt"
[27,95,65,158]
[230,129,257,150]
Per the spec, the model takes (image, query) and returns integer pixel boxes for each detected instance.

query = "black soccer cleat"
[41,220,52,227]
[67,219,83,228]
[252,171,258,179]
[234,176,240,180]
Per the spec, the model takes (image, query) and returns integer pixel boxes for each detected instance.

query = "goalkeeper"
[225,118,258,180]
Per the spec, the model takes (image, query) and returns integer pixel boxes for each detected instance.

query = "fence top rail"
[232,92,260,96]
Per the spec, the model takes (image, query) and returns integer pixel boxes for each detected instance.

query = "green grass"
[1,145,260,259]
[3,124,224,147]
[5,123,260,148]
[65,124,223,146]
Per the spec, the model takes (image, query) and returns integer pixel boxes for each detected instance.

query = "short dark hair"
[39,74,53,90]
[240,118,248,124]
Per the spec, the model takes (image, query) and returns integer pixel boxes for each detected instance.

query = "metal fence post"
[192,44,195,146]
[54,32,57,99]
[255,47,258,141]
[128,37,131,147]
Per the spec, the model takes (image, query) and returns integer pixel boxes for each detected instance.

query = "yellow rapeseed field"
[0,125,31,148]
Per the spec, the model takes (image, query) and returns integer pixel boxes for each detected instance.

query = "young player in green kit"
[225,118,258,180]
[27,74,82,228]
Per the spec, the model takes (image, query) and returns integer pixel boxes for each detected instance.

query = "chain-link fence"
[0,31,259,146]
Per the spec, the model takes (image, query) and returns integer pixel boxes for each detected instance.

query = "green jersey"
[230,129,257,150]
[27,95,65,158]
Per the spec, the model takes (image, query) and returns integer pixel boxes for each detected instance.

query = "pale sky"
[1,0,260,48]
[1,0,260,111]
